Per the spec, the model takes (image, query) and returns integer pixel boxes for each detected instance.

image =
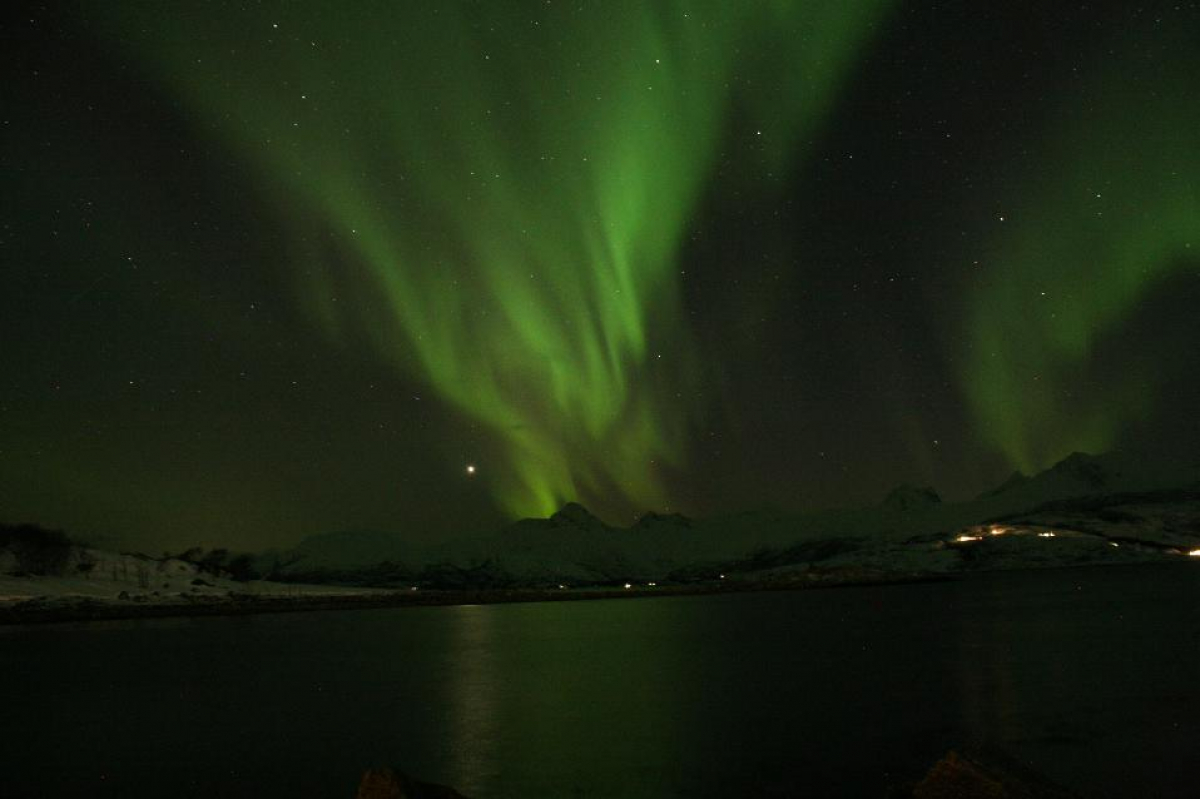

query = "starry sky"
[2,1,1198,552]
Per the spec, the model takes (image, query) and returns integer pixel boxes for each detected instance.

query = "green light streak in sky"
[963,40,1200,473]
[97,2,887,518]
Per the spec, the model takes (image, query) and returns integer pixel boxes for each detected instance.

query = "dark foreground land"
[355,750,1082,799]
[0,568,946,625]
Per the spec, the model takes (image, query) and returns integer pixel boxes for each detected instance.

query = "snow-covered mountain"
[270,449,1200,585]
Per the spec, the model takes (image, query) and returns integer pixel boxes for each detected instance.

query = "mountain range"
[264,449,1200,586]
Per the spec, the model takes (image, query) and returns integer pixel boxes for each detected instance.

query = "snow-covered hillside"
[0,545,375,606]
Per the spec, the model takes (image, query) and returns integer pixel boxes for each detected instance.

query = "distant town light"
[558,584,566,589]
[955,535,982,543]
[719,574,726,579]
[465,464,477,475]
[1038,532,1056,538]
[989,526,1008,536]
[648,582,657,587]
[623,583,632,589]
[1188,549,1200,557]
[1110,542,1120,548]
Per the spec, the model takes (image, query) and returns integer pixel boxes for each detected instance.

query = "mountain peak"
[1049,451,1109,488]
[550,502,600,527]
[978,470,1030,499]
[881,484,941,513]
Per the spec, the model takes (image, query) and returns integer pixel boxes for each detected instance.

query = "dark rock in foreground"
[898,750,1077,799]
[357,767,468,799]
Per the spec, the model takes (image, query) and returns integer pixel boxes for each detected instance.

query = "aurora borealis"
[962,35,1200,473]
[90,0,888,520]
[2,1,1198,550]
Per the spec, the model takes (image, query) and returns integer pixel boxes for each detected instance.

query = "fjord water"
[2,564,1197,798]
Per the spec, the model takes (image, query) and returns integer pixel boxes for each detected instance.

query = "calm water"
[2,563,1197,798]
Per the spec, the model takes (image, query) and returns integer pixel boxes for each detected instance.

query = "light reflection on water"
[439,598,697,797]
[446,606,500,794]
[1,563,1197,798]
[951,573,1022,750]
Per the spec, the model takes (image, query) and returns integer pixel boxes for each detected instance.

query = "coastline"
[0,570,948,626]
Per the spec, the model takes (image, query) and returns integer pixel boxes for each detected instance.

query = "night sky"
[3,1,1198,552]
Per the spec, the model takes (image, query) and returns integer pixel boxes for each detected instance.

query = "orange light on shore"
[1189,549,1200,557]
[955,535,982,543]
[1038,532,1056,538]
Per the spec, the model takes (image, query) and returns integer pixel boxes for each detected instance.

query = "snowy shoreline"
[0,568,947,626]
